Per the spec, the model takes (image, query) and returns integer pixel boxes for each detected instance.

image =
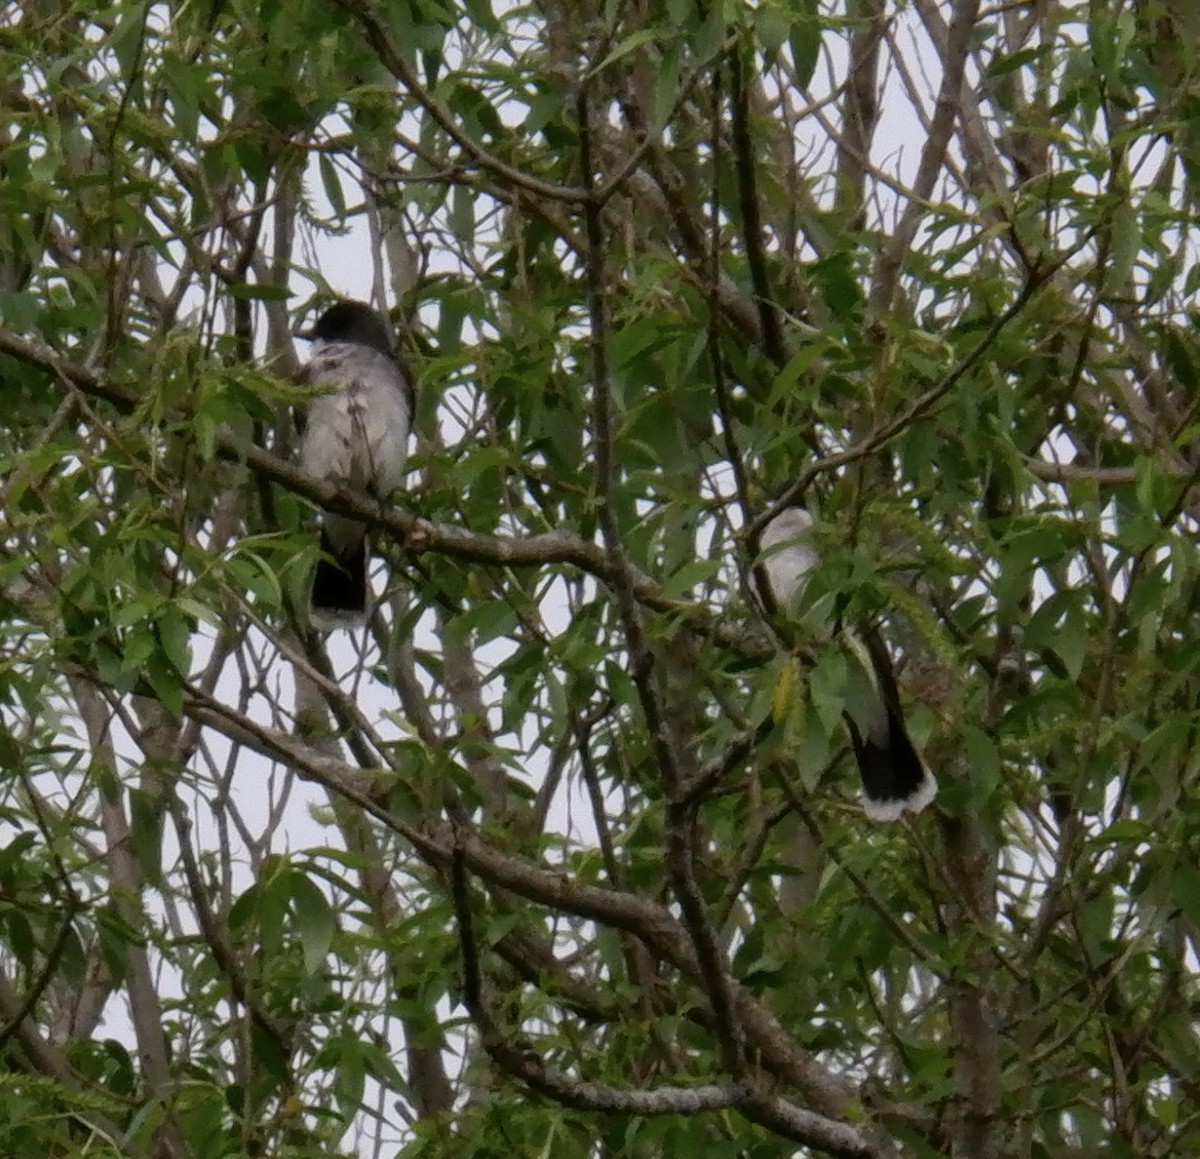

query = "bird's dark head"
[297,300,393,355]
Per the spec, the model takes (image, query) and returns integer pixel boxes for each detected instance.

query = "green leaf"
[807,648,847,736]
[144,649,184,717]
[594,27,668,74]
[0,292,38,330]
[318,152,346,218]
[450,182,474,245]
[289,871,336,975]
[448,598,518,645]
[661,558,721,599]
[1105,199,1141,292]
[157,611,192,676]
[960,726,1001,799]
[986,45,1048,79]
[652,43,684,128]
[787,0,822,88]
[108,0,149,80]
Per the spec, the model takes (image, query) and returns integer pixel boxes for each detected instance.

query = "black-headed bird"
[295,300,413,629]
[759,505,936,821]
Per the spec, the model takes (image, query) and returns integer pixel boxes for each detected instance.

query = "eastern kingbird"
[295,300,413,629]
[759,506,937,821]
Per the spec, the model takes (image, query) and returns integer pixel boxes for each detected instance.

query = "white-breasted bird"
[295,300,413,629]
[758,505,936,821]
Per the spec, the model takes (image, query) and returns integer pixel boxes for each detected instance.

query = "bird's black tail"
[311,528,368,629]
[844,629,937,821]
[846,705,936,821]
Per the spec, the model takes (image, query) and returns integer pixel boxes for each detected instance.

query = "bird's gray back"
[299,342,412,498]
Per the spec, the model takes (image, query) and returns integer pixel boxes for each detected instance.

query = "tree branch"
[868,0,982,318]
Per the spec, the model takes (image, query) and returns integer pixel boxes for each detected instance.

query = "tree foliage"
[2,0,1199,1156]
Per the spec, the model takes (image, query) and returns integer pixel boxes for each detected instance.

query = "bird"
[295,300,413,629]
[758,504,936,821]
